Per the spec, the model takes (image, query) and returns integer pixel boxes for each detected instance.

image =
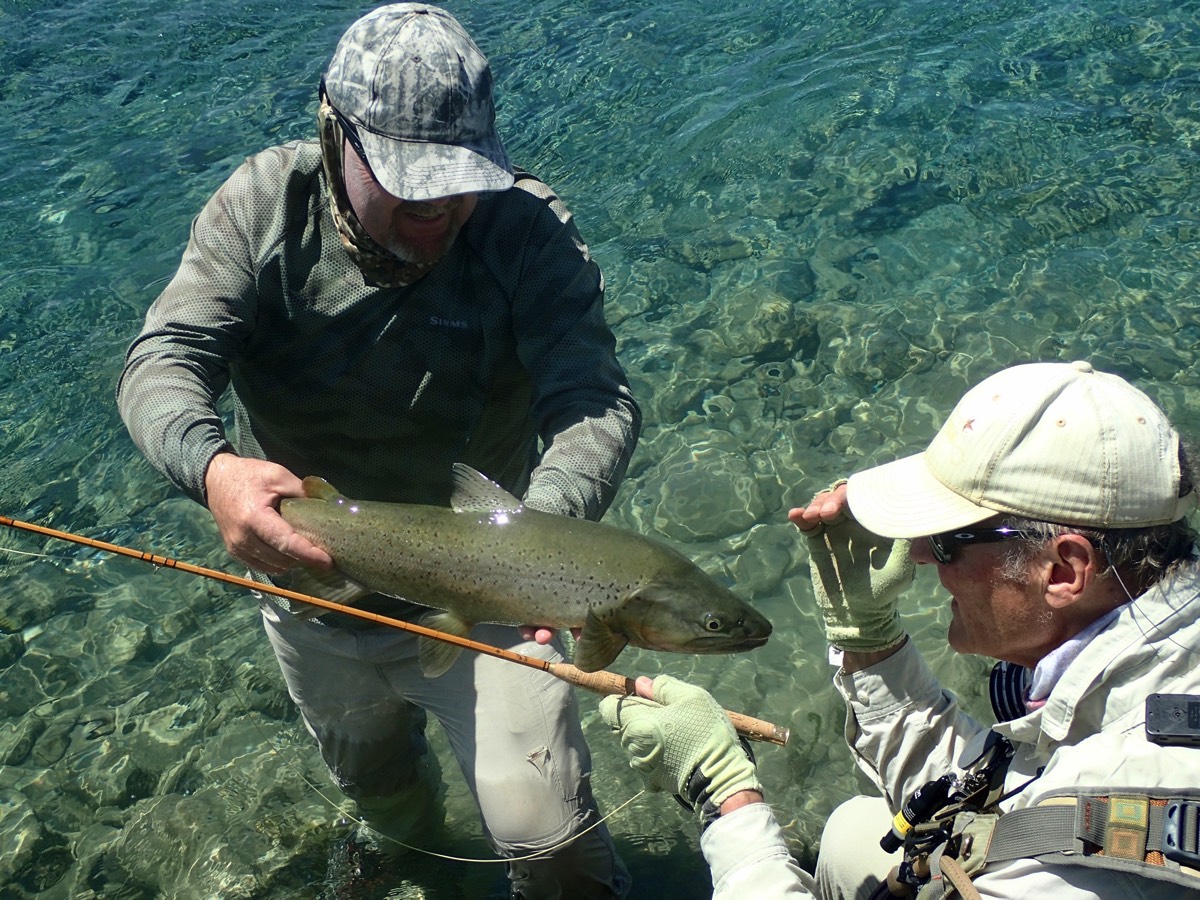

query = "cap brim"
[845,452,999,539]
[359,129,514,201]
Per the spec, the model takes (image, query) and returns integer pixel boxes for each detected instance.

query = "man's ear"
[1044,534,1097,609]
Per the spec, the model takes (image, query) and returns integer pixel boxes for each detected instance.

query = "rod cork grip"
[726,712,790,746]
[549,662,636,696]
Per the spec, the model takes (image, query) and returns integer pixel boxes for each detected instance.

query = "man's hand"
[787,480,851,533]
[788,481,913,654]
[598,675,761,819]
[519,626,582,645]
[204,452,333,573]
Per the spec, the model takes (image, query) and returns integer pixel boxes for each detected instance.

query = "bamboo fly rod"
[0,514,790,746]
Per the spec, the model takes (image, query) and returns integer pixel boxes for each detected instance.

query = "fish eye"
[703,614,724,632]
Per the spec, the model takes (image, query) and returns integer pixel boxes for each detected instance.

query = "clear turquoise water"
[3,0,1200,896]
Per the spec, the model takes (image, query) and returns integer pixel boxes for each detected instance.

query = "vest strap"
[984,790,1200,890]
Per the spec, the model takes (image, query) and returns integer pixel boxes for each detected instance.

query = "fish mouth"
[677,633,771,654]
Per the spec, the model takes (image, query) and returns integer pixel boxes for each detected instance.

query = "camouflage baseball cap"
[323,4,514,201]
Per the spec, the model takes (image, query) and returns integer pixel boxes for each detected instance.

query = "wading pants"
[815,795,900,900]
[261,599,631,899]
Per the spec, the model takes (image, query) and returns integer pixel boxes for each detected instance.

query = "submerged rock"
[0,789,42,884]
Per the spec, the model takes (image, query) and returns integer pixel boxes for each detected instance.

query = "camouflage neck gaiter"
[316,98,438,288]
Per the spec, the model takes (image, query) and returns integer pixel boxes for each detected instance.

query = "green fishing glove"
[598,676,760,829]
[806,513,914,652]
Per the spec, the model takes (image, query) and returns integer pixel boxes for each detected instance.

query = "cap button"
[1071,360,1094,373]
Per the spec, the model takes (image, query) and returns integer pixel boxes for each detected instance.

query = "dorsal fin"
[301,476,341,501]
[450,463,523,514]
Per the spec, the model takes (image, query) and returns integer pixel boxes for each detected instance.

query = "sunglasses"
[926,526,1030,565]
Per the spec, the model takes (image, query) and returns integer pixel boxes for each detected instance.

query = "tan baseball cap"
[846,360,1196,538]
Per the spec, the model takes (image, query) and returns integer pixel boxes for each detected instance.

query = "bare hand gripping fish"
[280,464,772,677]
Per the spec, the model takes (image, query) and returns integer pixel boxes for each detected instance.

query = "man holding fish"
[118,5,646,896]
[604,361,1200,898]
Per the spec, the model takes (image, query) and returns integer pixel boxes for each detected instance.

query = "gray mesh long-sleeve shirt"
[117,140,640,521]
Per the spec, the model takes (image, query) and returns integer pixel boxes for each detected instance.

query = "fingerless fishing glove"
[807,513,913,652]
[599,676,760,830]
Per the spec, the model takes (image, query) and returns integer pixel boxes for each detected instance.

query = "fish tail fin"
[417,611,472,678]
[572,610,628,673]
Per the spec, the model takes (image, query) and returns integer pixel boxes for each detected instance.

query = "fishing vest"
[886,665,1200,898]
[909,790,1200,899]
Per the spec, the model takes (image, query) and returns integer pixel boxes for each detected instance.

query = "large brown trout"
[280,464,771,676]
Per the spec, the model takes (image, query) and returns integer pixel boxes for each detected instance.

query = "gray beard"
[381,222,463,267]
[318,101,444,287]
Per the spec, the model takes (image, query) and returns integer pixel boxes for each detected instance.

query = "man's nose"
[909,537,937,565]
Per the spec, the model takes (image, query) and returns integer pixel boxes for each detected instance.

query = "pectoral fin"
[417,611,473,678]
[286,567,373,604]
[572,610,628,673]
[281,567,372,619]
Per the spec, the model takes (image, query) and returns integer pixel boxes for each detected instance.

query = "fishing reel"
[880,732,1016,892]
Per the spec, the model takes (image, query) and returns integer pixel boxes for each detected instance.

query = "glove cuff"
[681,738,761,832]
[826,612,907,652]
[679,770,726,834]
[829,627,908,653]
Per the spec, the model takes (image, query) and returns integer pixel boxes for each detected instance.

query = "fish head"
[612,575,772,656]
